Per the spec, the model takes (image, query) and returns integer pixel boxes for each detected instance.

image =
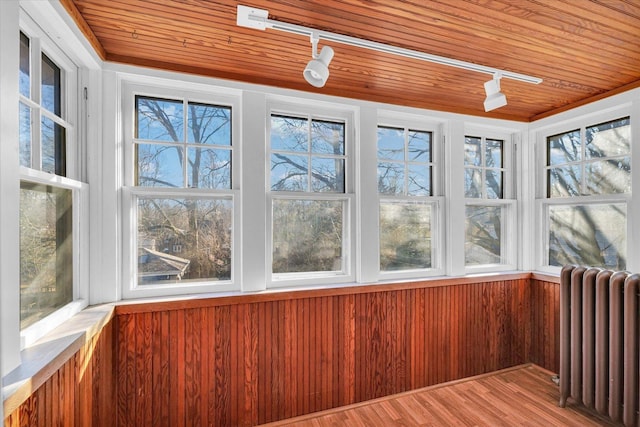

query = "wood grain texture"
[529,278,561,373]
[3,320,114,427]
[63,0,640,121]
[262,365,617,427]
[4,273,565,426]
[112,277,534,426]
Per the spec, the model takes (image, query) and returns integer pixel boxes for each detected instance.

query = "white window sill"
[2,304,114,416]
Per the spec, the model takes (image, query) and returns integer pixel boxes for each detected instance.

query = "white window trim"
[377,196,445,281]
[267,192,355,287]
[462,128,518,273]
[267,99,356,287]
[534,106,633,273]
[20,10,79,179]
[16,11,87,349]
[375,114,446,280]
[535,194,630,275]
[120,81,242,299]
[464,199,518,274]
[1,0,22,377]
[18,170,90,348]
[534,107,632,199]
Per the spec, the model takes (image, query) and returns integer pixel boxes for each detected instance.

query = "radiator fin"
[559,265,640,427]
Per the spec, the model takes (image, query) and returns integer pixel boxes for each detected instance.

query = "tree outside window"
[134,96,233,285]
[270,114,347,276]
[18,31,76,329]
[464,136,508,267]
[545,117,630,269]
[377,126,434,272]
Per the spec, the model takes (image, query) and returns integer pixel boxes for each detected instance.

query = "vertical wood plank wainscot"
[113,274,532,426]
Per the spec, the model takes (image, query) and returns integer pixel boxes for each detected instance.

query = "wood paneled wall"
[3,320,114,427]
[113,277,532,426]
[528,276,561,373]
[4,274,564,427]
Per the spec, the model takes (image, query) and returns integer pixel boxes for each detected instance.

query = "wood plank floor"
[261,364,618,426]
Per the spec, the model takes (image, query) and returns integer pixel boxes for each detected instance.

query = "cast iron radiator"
[559,265,640,426]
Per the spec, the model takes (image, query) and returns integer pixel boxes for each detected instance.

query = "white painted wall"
[0,0,22,378]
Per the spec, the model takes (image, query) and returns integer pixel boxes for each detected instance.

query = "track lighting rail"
[236,5,543,85]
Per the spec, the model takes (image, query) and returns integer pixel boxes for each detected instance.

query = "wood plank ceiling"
[62,0,640,122]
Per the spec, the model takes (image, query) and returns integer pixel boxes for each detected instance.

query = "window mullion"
[581,127,587,195]
[307,117,313,192]
[403,128,409,196]
[31,37,42,170]
[183,99,189,188]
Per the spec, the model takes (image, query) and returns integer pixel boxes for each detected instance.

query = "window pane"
[41,54,61,116]
[486,139,503,168]
[311,157,344,192]
[548,165,581,197]
[272,199,343,274]
[188,148,231,189]
[41,116,66,176]
[464,136,481,166]
[137,197,232,284]
[20,32,30,98]
[465,205,502,265]
[586,117,630,159]
[380,202,431,271]
[408,130,431,162]
[271,154,308,191]
[585,157,630,195]
[20,102,31,167]
[378,162,404,195]
[136,144,184,187]
[136,96,184,142]
[271,115,308,152]
[377,126,404,161]
[548,130,581,165]
[407,164,430,196]
[486,170,503,199]
[187,103,231,145]
[464,169,482,198]
[20,182,73,329]
[311,120,344,155]
[549,204,626,269]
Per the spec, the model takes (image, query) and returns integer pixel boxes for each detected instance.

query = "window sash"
[269,113,347,194]
[541,199,627,269]
[377,125,433,197]
[122,84,241,297]
[268,193,354,285]
[19,181,73,329]
[18,169,88,345]
[135,194,234,286]
[133,95,233,190]
[464,136,506,199]
[18,30,75,177]
[544,117,631,198]
[464,199,516,270]
[16,15,84,348]
[122,188,239,297]
[379,198,436,273]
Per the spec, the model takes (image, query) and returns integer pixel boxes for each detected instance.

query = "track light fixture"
[237,5,542,109]
[303,34,334,88]
[483,73,507,112]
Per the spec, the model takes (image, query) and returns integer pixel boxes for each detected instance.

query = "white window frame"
[267,100,356,287]
[121,81,241,298]
[463,128,517,274]
[535,107,632,274]
[17,10,88,348]
[376,114,445,280]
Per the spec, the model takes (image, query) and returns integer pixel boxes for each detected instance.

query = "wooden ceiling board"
[63,0,640,121]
